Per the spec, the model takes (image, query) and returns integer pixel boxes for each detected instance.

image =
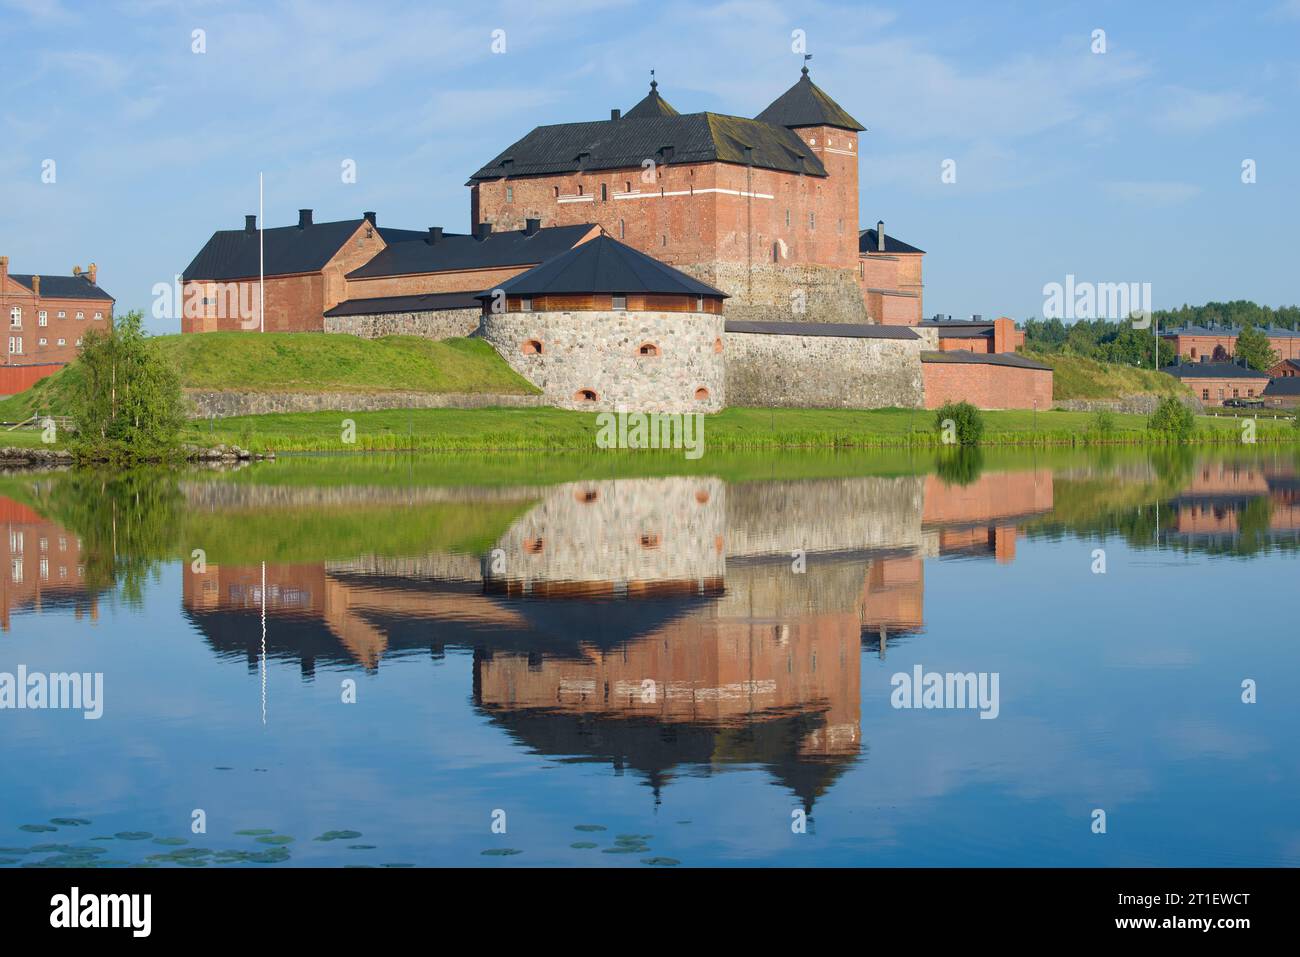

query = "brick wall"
[1178,375,1271,406]
[344,265,530,301]
[2,272,112,365]
[922,360,1053,410]
[0,363,65,397]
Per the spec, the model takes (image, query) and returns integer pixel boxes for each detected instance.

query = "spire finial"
[801,53,812,77]
[650,68,657,92]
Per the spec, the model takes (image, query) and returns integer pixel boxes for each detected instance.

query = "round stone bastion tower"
[477,235,728,413]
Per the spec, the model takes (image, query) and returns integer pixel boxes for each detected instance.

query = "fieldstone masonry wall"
[324,309,480,340]
[482,309,725,412]
[724,331,924,409]
[186,389,543,418]
[680,261,869,325]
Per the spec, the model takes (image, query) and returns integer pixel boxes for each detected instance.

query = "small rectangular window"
[57,338,65,346]
[612,294,628,310]
[520,297,532,312]
[9,307,20,327]
[57,311,66,318]
[696,296,704,311]
[38,337,47,346]
[38,311,48,325]
[809,212,815,229]
[601,183,608,201]
[93,312,103,320]
[76,311,84,320]
[506,186,513,202]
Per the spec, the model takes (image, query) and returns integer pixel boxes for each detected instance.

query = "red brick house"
[1267,358,1300,379]
[1162,360,1271,407]
[1160,323,1300,363]
[918,316,1025,354]
[0,256,114,395]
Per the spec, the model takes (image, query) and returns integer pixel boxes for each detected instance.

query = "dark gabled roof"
[469,112,828,181]
[755,66,865,132]
[920,323,994,339]
[725,320,918,340]
[477,235,727,299]
[9,274,114,301]
[1163,324,1300,338]
[346,224,595,279]
[1162,361,1271,380]
[182,217,419,281]
[624,79,679,119]
[324,292,483,317]
[1273,358,1300,370]
[920,350,1051,371]
[1264,377,1300,396]
[859,227,925,255]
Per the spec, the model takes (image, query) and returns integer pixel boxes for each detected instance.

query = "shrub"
[1090,409,1117,438]
[1147,395,1195,442]
[933,400,984,446]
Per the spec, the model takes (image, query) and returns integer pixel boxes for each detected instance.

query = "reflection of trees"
[934,447,984,487]
[31,471,184,605]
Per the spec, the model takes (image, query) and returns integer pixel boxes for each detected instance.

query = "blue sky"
[2,0,1298,333]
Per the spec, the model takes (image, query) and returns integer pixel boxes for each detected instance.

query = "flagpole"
[259,172,265,334]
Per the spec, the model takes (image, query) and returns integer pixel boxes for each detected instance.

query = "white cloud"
[1101,180,1203,206]
[1152,86,1265,133]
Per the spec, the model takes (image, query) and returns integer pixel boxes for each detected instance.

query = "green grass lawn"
[1025,351,1185,401]
[0,333,539,421]
[177,405,1297,454]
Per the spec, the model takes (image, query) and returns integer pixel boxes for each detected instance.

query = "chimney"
[0,256,7,292]
[427,226,443,245]
[245,214,257,234]
[298,209,313,229]
[475,222,492,242]
[611,108,621,121]
[87,263,97,286]
[72,265,81,276]
[32,275,40,297]
[524,218,540,236]
[363,211,377,226]
[876,220,885,252]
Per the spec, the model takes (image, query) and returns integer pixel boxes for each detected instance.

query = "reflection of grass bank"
[179,406,1299,454]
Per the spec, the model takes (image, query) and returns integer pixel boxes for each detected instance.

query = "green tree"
[934,400,985,446]
[1147,396,1195,442]
[1233,324,1279,372]
[72,311,185,459]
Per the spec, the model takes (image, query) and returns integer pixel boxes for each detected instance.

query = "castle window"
[523,537,544,554]
[520,297,533,312]
[553,186,559,198]
[638,342,660,357]
[506,186,513,202]
[619,219,625,239]
[576,489,599,504]
[694,387,710,401]
[713,337,723,354]
[575,388,598,403]
[785,209,790,227]
[809,212,815,230]
[639,533,661,550]
[521,339,543,355]
[661,234,667,247]
[773,242,780,263]
[625,181,631,192]
[612,294,628,310]
[695,489,710,504]
[577,184,583,195]
[601,183,608,201]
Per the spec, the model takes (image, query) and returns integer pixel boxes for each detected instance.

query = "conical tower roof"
[624,77,679,119]
[755,65,865,131]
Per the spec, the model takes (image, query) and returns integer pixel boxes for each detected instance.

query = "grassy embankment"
[1,333,1296,452]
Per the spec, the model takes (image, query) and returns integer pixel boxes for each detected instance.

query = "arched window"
[694,387,710,401]
[638,342,660,357]
[575,388,598,403]
[520,339,543,355]
[1213,345,1229,362]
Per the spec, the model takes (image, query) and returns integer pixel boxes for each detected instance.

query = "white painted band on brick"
[613,187,774,200]
[556,195,595,203]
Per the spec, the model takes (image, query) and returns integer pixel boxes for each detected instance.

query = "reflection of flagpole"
[261,560,267,725]
[259,173,265,334]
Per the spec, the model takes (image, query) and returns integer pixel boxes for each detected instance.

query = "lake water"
[1,446,1297,868]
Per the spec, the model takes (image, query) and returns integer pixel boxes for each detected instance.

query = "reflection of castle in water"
[1165,460,1300,546]
[171,469,1055,808]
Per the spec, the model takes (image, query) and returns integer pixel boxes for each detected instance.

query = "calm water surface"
[2,447,1297,867]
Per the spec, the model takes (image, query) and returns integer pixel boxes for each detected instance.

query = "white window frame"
[93,312,103,321]
[38,311,48,326]
[8,336,22,354]
[75,311,85,321]
[9,307,20,328]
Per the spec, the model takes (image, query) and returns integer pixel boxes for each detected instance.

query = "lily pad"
[50,818,91,827]
[480,848,523,856]
[245,848,291,864]
[235,829,275,836]
[573,824,607,832]
[19,824,57,833]
[641,856,681,867]
[152,837,189,846]
[601,846,645,854]
[255,835,293,845]
[114,832,153,841]
[570,842,598,849]
[348,845,377,850]
[314,830,362,842]
[0,858,20,866]
[381,862,414,868]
